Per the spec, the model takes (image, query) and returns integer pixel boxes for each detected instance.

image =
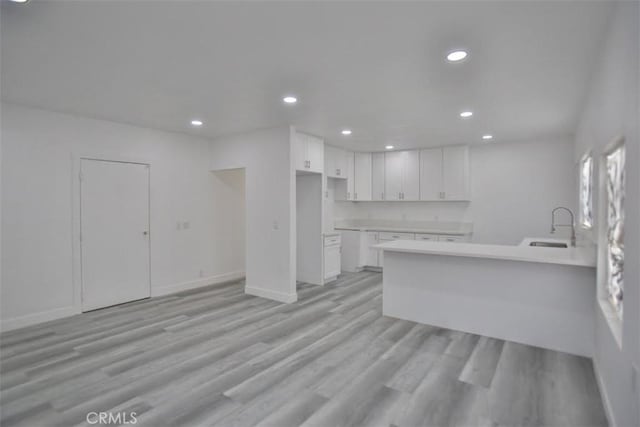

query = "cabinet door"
[415,233,438,241]
[345,151,355,200]
[442,146,470,200]
[334,147,347,178]
[324,145,337,178]
[294,133,308,171]
[420,148,443,200]
[384,151,403,201]
[340,230,360,272]
[365,232,379,266]
[401,150,420,201]
[324,245,341,279]
[438,235,466,243]
[372,152,385,201]
[307,135,324,174]
[354,153,372,201]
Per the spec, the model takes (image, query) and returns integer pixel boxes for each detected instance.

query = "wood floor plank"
[0,272,607,427]
[459,336,505,388]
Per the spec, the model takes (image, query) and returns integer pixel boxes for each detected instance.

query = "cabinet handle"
[354,192,357,200]
[399,192,402,200]
[336,168,341,176]
[381,192,384,200]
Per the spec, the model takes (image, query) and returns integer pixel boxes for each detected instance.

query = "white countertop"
[334,219,473,236]
[335,226,472,235]
[323,231,341,237]
[374,238,596,267]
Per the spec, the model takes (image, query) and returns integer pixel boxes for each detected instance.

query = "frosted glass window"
[605,145,625,318]
[579,154,593,229]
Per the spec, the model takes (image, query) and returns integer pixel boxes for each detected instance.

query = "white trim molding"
[0,271,246,332]
[593,355,618,427]
[152,271,245,297]
[0,306,79,333]
[245,286,297,303]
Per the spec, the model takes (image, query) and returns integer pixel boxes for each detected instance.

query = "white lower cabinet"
[438,235,468,243]
[365,232,380,267]
[415,233,439,241]
[340,230,361,272]
[378,232,415,267]
[341,229,470,271]
[324,245,341,280]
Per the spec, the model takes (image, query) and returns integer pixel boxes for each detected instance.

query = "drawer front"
[438,235,465,243]
[415,233,439,241]
[324,235,342,246]
[378,231,415,241]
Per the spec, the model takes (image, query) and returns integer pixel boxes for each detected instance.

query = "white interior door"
[81,159,150,311]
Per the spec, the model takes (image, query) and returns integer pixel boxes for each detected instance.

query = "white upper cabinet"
[325,145,347,179]
[345,151,355,200]
[442,146,470,200]
[384,151,403,201]
[336,151,355,201]
[372,152,385,201]
[420,145,470,201]
[419,148,443,201]
[294,131,324,174]
[402,150,420,200]
[385,150,420,201]
[354,153,372,201]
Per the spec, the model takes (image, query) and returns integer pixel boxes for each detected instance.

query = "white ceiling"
[1,0,613,151]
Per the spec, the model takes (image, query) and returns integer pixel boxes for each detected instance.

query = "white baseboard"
[0,271,246,333]
[245,286,297,303]
[0,306,79,333]
[152,271,245,297]
[593,355,617,427]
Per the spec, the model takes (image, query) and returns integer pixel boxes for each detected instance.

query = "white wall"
[334,138,576,245]
[211,169,246,278]
[1,103,245,331]
[574,2,640,426]
[210,126,297,303]
[296,174,323,285]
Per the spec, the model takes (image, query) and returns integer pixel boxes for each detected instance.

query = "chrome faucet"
[551,207,576,247]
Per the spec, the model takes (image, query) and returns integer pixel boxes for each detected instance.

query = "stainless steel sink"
[529,241,568,248]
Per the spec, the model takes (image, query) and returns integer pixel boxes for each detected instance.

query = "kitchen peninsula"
[375,238,597,357]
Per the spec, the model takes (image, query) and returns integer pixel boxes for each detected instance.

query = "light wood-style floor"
[0,271,607,427]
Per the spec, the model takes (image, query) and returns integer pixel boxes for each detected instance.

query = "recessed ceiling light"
[190,119,203,126]
[283,96,297,104]
[447,50,468,62]
[9,0,29,3]
[482,134,493,140]
[460,111,473,118]
[341,129,352,136]
[385,145,394,150]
